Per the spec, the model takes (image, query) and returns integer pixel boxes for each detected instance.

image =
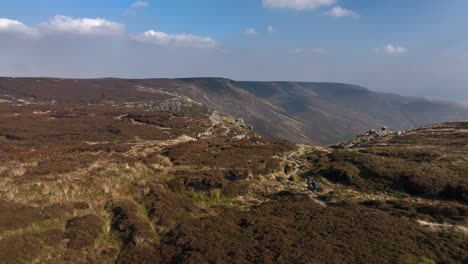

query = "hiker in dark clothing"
[306,177,312,190]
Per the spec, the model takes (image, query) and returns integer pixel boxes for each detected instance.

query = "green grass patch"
[402,255,436,264]
[183,189,233,208]
[0,219,63,240]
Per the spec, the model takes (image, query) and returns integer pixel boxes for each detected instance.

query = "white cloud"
[0,18,37,37]
[267,25,277,33]
[263,0,335,10]
[377,44,408,55]
[131,1,150,8]
[1,16,218,50]
[245,28,257,36]
[133,30,218,48]
[39,16,125,36]
[325,6,359,19]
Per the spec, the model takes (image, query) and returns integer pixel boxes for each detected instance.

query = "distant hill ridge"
[1,77,467,145]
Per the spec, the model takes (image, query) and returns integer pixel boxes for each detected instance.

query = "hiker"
[312,179,319,191]
[306,177,312,190]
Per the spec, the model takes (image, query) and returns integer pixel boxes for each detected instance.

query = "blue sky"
[1,0,468,101]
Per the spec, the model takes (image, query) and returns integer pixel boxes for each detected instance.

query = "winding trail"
[417,220,468,235]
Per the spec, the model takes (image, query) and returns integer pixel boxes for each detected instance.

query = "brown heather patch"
[0,99,466,263]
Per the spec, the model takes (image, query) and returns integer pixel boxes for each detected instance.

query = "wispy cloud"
[0,16,124,37]
[245,28,257,36]
[39,16,125,36]
[377,44,408,55]
[133,30,218,48]
[125,1,150,16]
[263,0,335,10]
[325,6,359,19]
[131,1,149,8]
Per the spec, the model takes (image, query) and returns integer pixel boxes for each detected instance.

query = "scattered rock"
[235,118,246,128]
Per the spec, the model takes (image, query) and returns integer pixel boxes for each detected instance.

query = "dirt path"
[278,144,310,178]
[417,220,468,235]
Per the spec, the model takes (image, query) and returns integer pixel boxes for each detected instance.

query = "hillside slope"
[1,77,467,145]
[0,93,466,263]
[177,78,468,144]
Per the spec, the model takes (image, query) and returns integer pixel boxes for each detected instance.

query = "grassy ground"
[0,100,466,263]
